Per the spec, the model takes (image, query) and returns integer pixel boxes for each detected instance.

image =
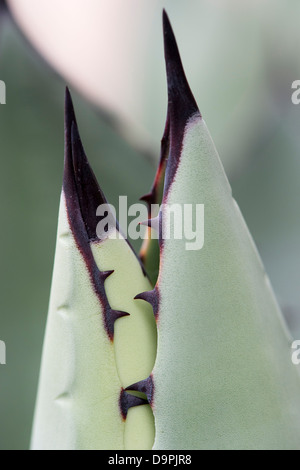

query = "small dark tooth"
[111,309,130,322]
[134,288,159,318]
[105,310,130,341]
[125,376,154,405]
[119,389,148,420]
[100,270,115,281]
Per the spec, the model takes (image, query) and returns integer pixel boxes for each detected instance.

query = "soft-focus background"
[0,0,300,449]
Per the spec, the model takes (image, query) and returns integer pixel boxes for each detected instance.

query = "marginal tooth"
[111,309,130,323]
[105,309,131,341]
[140,216,160,233]
[125,376,154,405]
[119,389,149,420]
[100,270,115,281]
[134,288,159,319]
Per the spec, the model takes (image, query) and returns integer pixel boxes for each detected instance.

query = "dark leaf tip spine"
[162,10,199,122]
[70,121,108,242]
[63,89,127,341]
[162,10,201,197]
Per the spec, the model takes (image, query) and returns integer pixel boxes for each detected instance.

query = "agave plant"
[31,11,300,450]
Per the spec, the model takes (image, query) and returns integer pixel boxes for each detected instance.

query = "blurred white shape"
[6,1,265,161]
[7,0,300,170]
[7,0,156,149]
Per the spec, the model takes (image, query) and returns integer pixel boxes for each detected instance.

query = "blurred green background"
[1,1,300,449]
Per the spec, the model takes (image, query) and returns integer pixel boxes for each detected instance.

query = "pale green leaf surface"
[31,194,124,450]
[152,116,300,450]
[32,190,157,449]
[91,233,156,389]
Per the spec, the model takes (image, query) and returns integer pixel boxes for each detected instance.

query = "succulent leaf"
[31,90,157,450]
[31,189,124,450]
[140,11,300,450]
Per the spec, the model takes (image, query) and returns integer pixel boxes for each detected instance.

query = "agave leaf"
[133,12,300,450]
[31,90,156,450]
